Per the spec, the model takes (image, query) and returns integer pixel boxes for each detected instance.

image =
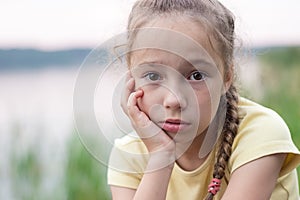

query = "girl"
[107,0,300,199]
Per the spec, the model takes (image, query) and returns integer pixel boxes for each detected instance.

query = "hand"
[125,83,175,154]
[120,72,134,116]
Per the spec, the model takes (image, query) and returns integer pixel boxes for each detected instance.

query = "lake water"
[0,67,78,199]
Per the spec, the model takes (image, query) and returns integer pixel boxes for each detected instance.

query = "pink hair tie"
[208,178,221,195]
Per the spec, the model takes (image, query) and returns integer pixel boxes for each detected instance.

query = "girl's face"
[129,17,231,141]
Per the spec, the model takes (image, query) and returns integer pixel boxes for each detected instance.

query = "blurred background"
[0,0,299,199]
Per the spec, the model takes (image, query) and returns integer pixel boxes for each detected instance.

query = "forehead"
[131,49,189,67]
[129,16,222,70]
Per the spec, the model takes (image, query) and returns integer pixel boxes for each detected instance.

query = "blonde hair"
[126,0,240,199]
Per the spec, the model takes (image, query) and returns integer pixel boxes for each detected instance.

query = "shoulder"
[237,97,291,141]
[107,134,147,189]
[113,133,147,152]
[109,133,148,174]
[229,97,300,175]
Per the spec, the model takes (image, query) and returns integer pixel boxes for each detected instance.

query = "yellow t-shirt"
[107,98,300,199]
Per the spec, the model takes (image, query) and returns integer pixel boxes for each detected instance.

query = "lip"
[158,119,191,133]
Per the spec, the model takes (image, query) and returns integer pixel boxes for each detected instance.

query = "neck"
[175,129,209,171]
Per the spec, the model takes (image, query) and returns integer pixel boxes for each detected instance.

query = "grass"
[10,148,42,200]
[9,127,111,200]
[259,48,300,138]
[65,133,111,200]
[255,46,300,187]
[9,122,42,200]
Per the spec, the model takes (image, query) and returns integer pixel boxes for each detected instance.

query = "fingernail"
[137,89,144,96]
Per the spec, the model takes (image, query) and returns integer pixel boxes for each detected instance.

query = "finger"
[125,71,135,93]
[122,78,134,102]
[127,89,143,109]
[126,78,135,93]
[127,90,143,120]
[124,70,133,82]
[127,90,152,128]
[121,78,135,115]
[126,91,175,154]
[127,90,162,138]
[134,89,143,99]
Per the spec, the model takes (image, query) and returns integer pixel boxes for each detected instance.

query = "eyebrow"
[136,60,167,67]
[136,58,216,70]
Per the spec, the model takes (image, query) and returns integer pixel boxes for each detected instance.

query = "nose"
[163,89,187,110]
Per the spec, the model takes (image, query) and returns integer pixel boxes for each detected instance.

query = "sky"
[1,0,300,50]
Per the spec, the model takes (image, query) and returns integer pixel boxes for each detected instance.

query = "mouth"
[158,119,191,133]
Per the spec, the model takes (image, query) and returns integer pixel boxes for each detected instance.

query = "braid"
[205,84,240,200]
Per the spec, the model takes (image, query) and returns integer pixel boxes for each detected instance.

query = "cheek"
[195,85,221,124]
[202,79,223,113]
[197,91,212,118]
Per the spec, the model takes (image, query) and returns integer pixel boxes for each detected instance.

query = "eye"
[145,72,161,81]
[188,71,206,81]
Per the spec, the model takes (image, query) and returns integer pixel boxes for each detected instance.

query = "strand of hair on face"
[204,85,240,200]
